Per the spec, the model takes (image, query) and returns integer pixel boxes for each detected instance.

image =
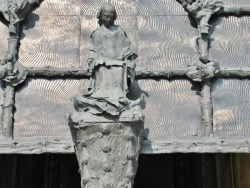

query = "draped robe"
[74,25,137,116]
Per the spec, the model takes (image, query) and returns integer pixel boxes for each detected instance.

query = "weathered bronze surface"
[69,121,143,187]
[73,4,141,116]
[68,4,144,187]
[0,0,40,139]
[0,0,249,154]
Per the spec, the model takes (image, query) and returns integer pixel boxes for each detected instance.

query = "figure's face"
[101,8,115,27]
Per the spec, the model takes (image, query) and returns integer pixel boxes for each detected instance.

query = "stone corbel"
[186,60,220,82]
[68,97,144,188]
[68,116,144,188]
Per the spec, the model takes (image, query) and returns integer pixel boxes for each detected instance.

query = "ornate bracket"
[68,114,144,187]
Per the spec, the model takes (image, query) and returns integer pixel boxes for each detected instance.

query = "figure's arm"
[87,50,98,73]
[87,31,99,73]
[120,28,138,70]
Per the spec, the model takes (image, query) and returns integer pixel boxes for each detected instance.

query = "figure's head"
[97,3,117,26]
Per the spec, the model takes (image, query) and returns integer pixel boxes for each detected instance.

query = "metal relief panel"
[212,79,250,139]
[111,0,138,15]
[19,14,80,67]
[0,22,8,59]
[81,0,109,15]
[223,0,244,4]
[210,17,250,67]
[237,0,250,4]
[14,79,82,140]
[128,79,201,140]
[80,16,137,68]
[138,16,198,69]
[33,0,81,16]
[7,0,250,152]
[138,0,187,15]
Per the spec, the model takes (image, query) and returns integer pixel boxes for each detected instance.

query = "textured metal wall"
[212,79,250,139]
[14,0,203,142]
[129,80,201,140]
[15,79,81,140]
[210,17,250,67]
[8,0,250,151]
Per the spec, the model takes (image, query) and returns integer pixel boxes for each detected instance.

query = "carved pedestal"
[68,113,144,188]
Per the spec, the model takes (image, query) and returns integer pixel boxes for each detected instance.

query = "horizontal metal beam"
[27,67,90,78]
[221,5,250,15]
[27,67,189,79]
[217,68,250,78]
[27,66,250,79]
[1,139,250,154]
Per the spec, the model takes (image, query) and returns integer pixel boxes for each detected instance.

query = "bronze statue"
[68,4,144,187]
[74,3,140,116]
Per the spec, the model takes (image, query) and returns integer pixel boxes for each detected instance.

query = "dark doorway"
[0,153,240,188]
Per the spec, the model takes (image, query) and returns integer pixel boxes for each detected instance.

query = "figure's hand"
[88,68,93,73]
[127,61,135,69]
[87,58,94,71]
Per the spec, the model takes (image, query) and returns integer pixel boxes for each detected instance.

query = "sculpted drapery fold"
[74,6,140,116]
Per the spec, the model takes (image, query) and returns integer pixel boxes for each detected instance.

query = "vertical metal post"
[1,84,15,138]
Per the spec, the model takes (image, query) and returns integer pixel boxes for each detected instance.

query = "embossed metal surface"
[14,78,201,141]
[8,0,250,153]
[210,17,250,67]
[130,80,201,140]
[19,14,80,67]
[138,0,187,15]
[212,79,250,139]
[138,16,198,69]
[0,21,8,59]
[14,79,81,140]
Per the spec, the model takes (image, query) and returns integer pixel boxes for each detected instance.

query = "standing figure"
[74,3,140,116]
